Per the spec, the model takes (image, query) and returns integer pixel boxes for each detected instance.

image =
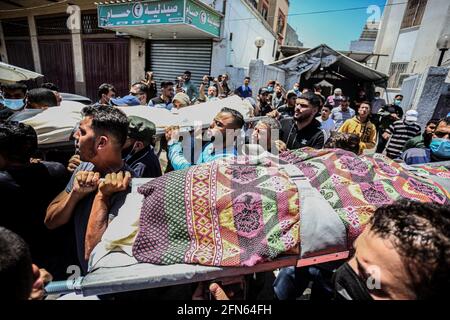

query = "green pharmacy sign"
[185,0,221,37]
[97,0,221,37]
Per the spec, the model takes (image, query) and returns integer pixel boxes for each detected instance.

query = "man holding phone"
[181,70,198,102]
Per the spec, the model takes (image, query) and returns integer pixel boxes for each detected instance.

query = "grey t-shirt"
[65,161,135,273]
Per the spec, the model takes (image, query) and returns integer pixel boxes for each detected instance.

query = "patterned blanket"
[133,159,300,267]
[279,148,450,247]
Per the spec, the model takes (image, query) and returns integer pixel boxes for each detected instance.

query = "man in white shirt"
[317,104,335,142]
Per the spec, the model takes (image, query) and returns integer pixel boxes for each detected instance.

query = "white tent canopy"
[0,62,43,84]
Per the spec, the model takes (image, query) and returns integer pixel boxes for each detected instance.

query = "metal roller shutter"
[150,40,212,90]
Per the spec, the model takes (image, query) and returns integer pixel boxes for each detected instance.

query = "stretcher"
[44,155,450,298]
[45,164,351,297]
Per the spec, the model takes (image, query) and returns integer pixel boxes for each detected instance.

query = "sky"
[288,0,387,50]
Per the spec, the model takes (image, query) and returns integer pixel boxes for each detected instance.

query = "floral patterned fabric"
[132,158,300,267]
[279,148,450,246]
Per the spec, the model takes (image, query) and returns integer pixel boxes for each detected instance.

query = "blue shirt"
[235,85,253,98]
[168,141,237,171]
[400,148,431,165]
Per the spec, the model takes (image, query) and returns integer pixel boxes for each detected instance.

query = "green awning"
[97,0,222,39]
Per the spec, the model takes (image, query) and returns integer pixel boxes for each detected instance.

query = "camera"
[208,76,215,82]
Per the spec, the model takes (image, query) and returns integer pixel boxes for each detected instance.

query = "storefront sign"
[97,0,221,37]
[98,0,185,27]
[185,0,220,37]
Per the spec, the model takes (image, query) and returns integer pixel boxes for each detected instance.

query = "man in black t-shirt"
[270,92,325,150]
[0,122,75,280]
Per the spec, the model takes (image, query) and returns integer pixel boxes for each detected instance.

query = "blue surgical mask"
[0,97,25,111]
[430,138,450,159]
[394,99,402,106]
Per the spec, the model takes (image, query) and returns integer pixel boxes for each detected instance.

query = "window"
[388,62,409,88]
[401,0,428,29]
[277,11,286,35]
[248,0,258,9]
[261,4,269,21]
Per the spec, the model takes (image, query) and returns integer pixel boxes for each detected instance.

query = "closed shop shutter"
[81,12,129,102]
[38,39,75,93]
[149,40,212,89]
[2,19,35,71]
[35,15,75,93]
[82,38,130,102]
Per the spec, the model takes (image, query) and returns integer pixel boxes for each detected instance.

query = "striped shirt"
[385,120,421,159]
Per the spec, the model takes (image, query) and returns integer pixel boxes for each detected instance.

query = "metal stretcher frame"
[46,169,351,298]
[45,250,350,297]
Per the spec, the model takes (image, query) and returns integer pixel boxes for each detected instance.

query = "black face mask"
[121,143,135,160]
[332,263,374,300]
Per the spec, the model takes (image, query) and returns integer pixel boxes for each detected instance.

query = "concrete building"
[285,23,303,47]
[371,0,450,91]
[248,0,289,45]
[349,21,380,53]
[0,0,290,100]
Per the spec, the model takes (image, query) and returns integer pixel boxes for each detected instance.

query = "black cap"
[259,87,269,95]
[127,116,156,145]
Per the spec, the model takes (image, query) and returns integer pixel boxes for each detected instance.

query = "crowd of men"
[0,70,449,300]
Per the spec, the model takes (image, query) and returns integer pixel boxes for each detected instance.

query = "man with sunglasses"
[129,82,149,106]
[401,116,450,164]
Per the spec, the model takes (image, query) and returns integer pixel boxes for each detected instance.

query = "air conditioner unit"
[115,31,130,38]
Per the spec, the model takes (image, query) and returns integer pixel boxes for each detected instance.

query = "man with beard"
[254,87,274,116]
[165,107,244,170]
[274,92,325,150]
[45,105,134,273]
[338,102,377,154]
[276,91,297,119]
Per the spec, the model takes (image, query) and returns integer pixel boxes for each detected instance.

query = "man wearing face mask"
[266,80,276,94]
[333,200,449,300]
[122,116,162,178]
[96,83,116,106]
[271,200,450,301]
[0,83,27,122]
[7,88,58,123]
[45,105,135,273]
[401,116,450,165]
[292,83,301,97]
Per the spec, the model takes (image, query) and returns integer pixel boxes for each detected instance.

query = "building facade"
[0,0,290,100]
[372,0,450,90]
[349,21,380,53]
[285,23,303,47]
